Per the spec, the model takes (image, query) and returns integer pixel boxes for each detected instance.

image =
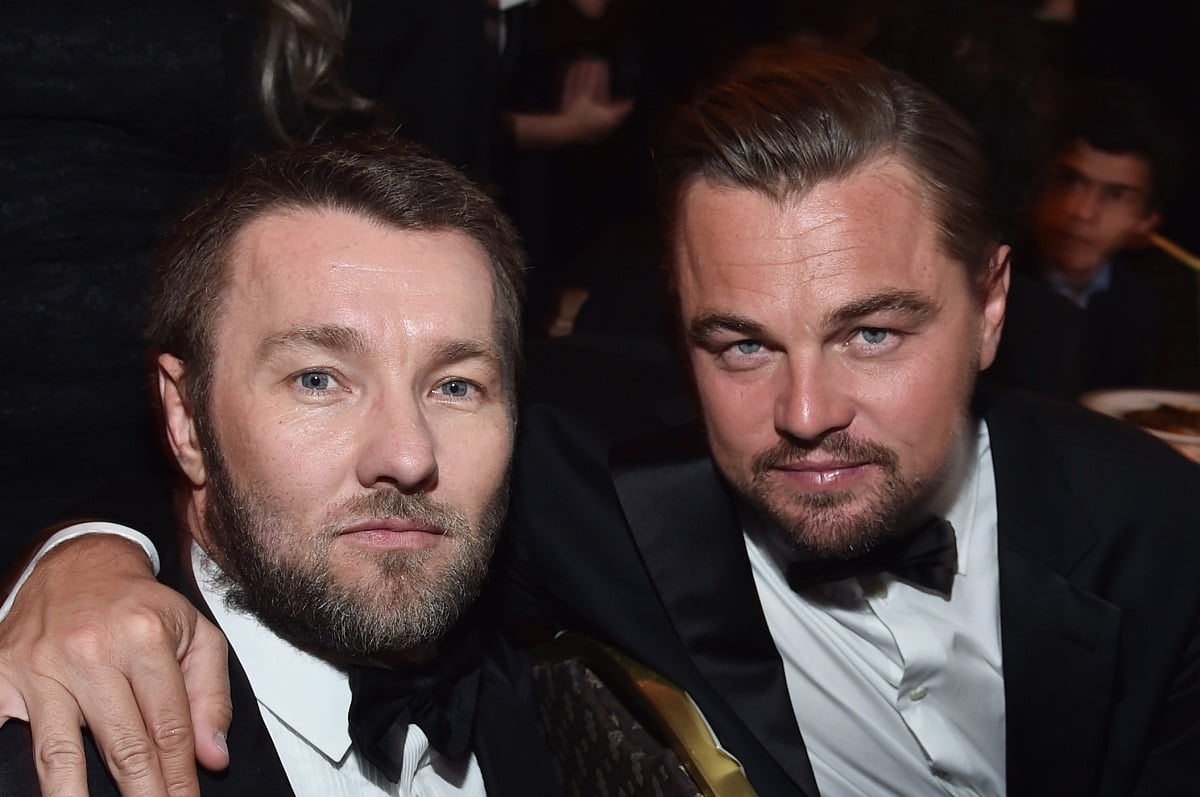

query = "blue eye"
[298,372,332,391]
[860,328,888,345]
[734,341,763,355]
[438,380,473,398]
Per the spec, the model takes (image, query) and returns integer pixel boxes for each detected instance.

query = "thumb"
[180,615,232,771]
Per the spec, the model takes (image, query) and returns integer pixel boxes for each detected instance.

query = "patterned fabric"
[532,659,701,797]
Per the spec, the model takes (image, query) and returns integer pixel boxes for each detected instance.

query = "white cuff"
[0,523,161,621]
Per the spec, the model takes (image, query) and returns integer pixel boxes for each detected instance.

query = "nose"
[1064,185,1101,221]
[354,392,438,493]
[773,355,855,444]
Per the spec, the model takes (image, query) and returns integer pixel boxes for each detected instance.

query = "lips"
[337,517,446,551]
[774,458,869,471]
[341,517,444,536]
[769,460,875,489]
[1048,229,1096,250]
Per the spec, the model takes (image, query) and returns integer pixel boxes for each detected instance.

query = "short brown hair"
[147,131,525,417]
[659,44,1000,285]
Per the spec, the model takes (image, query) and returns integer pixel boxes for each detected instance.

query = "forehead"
[219,208,496,349]
[1058,141,1153,193]
[674,161,959,313]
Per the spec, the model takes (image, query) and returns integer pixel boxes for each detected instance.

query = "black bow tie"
[786,517,958,598]
[346,635,482,782]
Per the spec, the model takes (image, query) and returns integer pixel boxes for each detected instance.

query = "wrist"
[0,523,160,620]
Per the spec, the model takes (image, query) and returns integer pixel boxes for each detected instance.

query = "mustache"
[751,431,899,475]
[333,489,471,536]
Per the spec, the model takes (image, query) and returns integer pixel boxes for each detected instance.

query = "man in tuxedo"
[503,48,1200,796]
[1,47,1199,797]
[0,135,559,795]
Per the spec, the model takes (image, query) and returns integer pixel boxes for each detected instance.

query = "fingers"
[560,59,592,107]
[178,617,231,772]
[31,608,189,797]
[561,58,610,108]
[49,670,171,797]
[24,682,88,797]
[0,533,219,797]
[590,59,612,102]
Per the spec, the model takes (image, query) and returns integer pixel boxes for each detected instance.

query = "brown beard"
[743,430,927,559]
[200,432,507,659]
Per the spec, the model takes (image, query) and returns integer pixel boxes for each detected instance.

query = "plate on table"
[1080,389,1200,462]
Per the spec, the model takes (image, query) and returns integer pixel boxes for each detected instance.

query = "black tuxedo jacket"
[0,552,561,796]
[502,346,1200,796]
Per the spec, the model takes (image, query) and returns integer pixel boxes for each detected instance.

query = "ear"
[977,244,1011,371]
[158,353,207,488]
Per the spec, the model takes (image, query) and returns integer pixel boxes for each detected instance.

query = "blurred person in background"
[1023,76,1200,391]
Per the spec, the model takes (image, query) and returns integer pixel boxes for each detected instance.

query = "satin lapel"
[611,423,818,795]
[174,571,296,795]
[984,391,1121,795]
[472,640,563,795]
[197,653,297,795]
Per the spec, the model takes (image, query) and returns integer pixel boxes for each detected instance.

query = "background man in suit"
[0,47,1199,797]
[1023,76,1200,392]
[0,135,559,795]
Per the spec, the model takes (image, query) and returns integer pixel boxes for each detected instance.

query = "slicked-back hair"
[147,131,525,419]
[659,44,1000,287]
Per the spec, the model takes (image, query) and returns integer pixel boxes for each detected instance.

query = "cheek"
[218,406,348,509]
[856,341,974,447]
[436,418,513,510]
[693,365,776,470]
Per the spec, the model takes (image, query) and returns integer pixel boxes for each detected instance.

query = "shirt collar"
[190,543,355,764]
[937,419,991,577]
[1045,260,1113,307]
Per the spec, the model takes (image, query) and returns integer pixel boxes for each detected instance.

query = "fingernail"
[214,731,229,757]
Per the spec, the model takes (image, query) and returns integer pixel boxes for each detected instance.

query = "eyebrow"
[1057,164,1146,198]
[687,313,767,344]
[430,339,503,371]
[687,289,938,344]
[257,324,369,362]
[257,325,503,370]
[825,290,938,328]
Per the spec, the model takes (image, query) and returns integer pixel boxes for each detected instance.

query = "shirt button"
[909,686,928,701]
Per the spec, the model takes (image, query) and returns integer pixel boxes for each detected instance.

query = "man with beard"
[2,46,1200,797]
[0,134,560,795]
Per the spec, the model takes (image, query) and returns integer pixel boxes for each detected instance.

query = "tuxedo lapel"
[611,423,819,796]
[471,638,563,795]
[168,564,296,796]
[197,653,297,795]
[984,392,1121,795]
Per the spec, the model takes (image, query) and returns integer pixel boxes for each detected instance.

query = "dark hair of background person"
[1045,75,1183,212]
[149,132,527,423]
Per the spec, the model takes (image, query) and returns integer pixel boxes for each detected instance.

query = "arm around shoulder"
[0,524,231,796]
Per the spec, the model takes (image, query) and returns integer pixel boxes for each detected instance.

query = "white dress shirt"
[190,543,487,797]
[745,420,1006,796]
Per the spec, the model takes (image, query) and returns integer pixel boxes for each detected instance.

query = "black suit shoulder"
[0,722,121,796]
[984,385,1200,538]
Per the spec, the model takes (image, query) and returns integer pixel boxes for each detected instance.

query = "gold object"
[1148,232,1200,272]
[532,633,760,797]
